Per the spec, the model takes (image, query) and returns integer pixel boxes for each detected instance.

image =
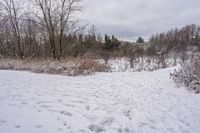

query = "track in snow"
[0,69,200,133]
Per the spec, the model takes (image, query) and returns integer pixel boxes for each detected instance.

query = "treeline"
[0,0,125,60]
[150,24,200,55]
[0,0,199,61]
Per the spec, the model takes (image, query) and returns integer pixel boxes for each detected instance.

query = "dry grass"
[0,58,110,76]
[79,59,110,73]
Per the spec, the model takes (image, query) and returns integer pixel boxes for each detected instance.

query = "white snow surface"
[0,69,200,133]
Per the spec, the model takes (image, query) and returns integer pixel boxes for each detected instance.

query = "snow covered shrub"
[170,54,200,93]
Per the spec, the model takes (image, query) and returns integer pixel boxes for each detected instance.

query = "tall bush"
[170,54,200,93]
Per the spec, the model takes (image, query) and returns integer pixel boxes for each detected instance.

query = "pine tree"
[136,37,145,43]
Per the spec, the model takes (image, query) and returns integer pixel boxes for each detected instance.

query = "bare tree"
[31,0,82,59]
[0,0,25,59]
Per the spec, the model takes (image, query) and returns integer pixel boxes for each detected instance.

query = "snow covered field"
[0,69,200,133]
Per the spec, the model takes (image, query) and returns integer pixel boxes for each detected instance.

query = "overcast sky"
[81,0,200,41]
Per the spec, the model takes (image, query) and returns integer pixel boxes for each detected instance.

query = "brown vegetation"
[0,58,110,76]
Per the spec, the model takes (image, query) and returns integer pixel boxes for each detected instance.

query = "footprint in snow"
[123,110,132,120]
[88,124,104,133]
[100,117,114,126]
[35,125,43,128]
[60,111,72,117]
[118,128,123,132]
[63,122,71,129]
[167,127,175,133]
[21,102,27,105]
[79,129,87,132]
[86,105,90,111]
[148,118,156,124]
[150,125,156,130]
[57,128,63,131]
[0,119,6,124]
[15,125,21,128]
[0,119,6,126]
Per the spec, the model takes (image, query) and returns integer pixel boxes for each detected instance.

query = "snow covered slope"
[0,69,200,133]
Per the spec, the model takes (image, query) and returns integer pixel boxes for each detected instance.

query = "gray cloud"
[81,0,200,41]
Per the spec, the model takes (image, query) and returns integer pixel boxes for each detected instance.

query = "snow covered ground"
[0,69,200,133]
[104,57,178,72]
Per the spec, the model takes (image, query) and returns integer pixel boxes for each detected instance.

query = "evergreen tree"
[104,34,121,50]
[136,37,145,43]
